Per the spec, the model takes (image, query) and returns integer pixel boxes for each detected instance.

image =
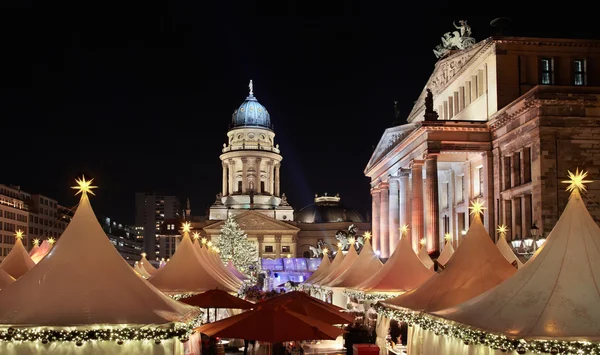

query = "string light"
[71,175,98,196]
[343,290,399,302]
[374,303,599,354]
[562,168,592,192]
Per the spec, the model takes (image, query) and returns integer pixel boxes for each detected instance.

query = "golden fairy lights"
[562,168,592,192]
[469,198,486,216]
[71,175,97,196]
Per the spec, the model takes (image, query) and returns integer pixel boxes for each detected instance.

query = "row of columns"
[221,158,281,196]
[371,155,440,258]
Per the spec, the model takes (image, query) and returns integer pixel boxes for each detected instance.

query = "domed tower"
[209,81,294,221]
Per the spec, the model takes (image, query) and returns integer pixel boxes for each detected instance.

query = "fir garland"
[170,293,195,301]
[374,303,600,354]
[343,290,399,302]
[0,323,194,345]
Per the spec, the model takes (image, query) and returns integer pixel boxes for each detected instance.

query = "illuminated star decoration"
[496,224,508,237]
[14,230,24,240]
[337,242,343,249]
[469,199,486,216]
[47,237,56,245]
[399,224,409,236]
[207,241,213,247]
[323,248,329,254]
[419,238,426,246]
[181,221,192,233]
[444,233,452,241]
[141,252,147,258]
[32,238,40,247]
[192,232,201,240]
[562,168,592,193]
[71,175,98,196]
[201,238,207,244]
[348,237,356,246]
[363,231,372,240]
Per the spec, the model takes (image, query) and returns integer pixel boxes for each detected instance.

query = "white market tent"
[30,239,52,264]
[435,240,454,267]
[199,244,244,287]
[0,233,35,279]
[149,229,239,294]
[496,233,523,268]
[28,240,39,258]
[417,244,434,271]
[304,247,344,286]
[0,268,14,290]
[0,180,199,354]
[432,175,600,353]
[381,205,517,313]
[226,260,249,281]
[318,244,359,286]
[326,238,382,288]
[357,233,435,293]
[133,261,151,279]
[138,252,158,276]
[303,253,331,284]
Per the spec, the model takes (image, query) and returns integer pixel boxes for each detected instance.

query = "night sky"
[2,3,599,224]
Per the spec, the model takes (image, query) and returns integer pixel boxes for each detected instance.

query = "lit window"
[540,58,554,84]
[574,59,586,86]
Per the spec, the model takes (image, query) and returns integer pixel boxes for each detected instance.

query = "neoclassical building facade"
[366,33,600,259]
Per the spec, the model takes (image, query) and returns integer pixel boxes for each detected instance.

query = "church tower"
[209,81,294,221]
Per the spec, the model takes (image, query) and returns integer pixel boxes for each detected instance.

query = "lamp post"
[511,223,545,259]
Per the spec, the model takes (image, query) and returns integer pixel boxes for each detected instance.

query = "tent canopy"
[417,245,434,271]
[227,260,250,281]
[0,192,198,326]
[318,245,359,286]
[30,240,52,264]
[304,247,344,286]
[496,234,523,268]
[326,238,382,288]
[434,186,600,340]
[382,211,516,312]
[357,233,434,293]
[303,253,330,284]
[436,241,454,267]
[0,236,35,279]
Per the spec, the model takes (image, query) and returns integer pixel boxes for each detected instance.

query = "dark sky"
[2,3,599,224]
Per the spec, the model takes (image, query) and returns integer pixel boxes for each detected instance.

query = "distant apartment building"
[99,216,143,265]
[27,194,71,248]
[135,193,181,260]
[0,185,30,259]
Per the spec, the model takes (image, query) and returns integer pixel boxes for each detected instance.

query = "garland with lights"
[374,303,600,354]
[170,293,195,301]
[343,290,398,302]
[0,323,194,345]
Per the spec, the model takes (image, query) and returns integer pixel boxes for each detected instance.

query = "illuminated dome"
[295,194,365,223]
[232,81,271,129]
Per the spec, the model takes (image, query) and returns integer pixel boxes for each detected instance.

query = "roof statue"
[0,176,199,332]
[433,20,476,59]
[423,88,439,121]
[232,80,271,128]
[432,169,600,352]
[381,199,516,312]
[249,79,253,96]
[0,230,35,279]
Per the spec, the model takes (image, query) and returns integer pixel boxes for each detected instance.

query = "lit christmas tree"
[216,216,260,274]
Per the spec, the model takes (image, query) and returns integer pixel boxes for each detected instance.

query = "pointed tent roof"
[227,260,250,281]
[305,248,344,285]
[357,234,435,293]
[434,184,600,340]
[0,268,15,290]
[417,244,434,270]
[0,189,198,326]
[496,234,523,268]
[148,230,239,294]
[326,238,383,288]
[319,245,359,287]
[198,244,244,287]
[0,235,35,279]
[30,239,51,264]
[133,262,151,279]
[436,241,454,267]
[381,211,517,312]
[28,243,39,257]
[139,253,158,276]
[304,253,331,284]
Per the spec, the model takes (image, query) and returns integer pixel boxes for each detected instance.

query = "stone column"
[241,158,248,193]
[228,159,235,194]
[388,178,400,254]
[410,160,424,252]
[274,163,281,196]
[255,158,262,193]
[256,236,264,258]
[399,170,411,234]
[269,161,275,195]
[222,161,228,196]
[275,235,282,258]
[379,182,390,258]
[425,154,440,253]
[482,151,495,236]
[371,187,381,254]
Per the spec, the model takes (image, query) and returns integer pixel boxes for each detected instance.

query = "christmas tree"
[216,216,260,274]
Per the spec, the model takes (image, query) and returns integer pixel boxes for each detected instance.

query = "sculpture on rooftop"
[433,20,475,59]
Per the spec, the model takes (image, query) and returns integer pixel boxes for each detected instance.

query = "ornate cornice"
[490,36,600,48]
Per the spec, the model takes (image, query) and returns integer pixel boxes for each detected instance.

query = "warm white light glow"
[363,231,372,240]
[444,233,452,241]
[562,168,592,192]
[497,224,508,236]
[182,221,192,233]
[323,248,329,254]
[419,238,426,246]
[48,237,56,245]
[14,230,24,240]
[469,199,486,216]
[141,252,147,258]
[71,175,98,196]
[207,241,213,247]
[348,237,356,245]
[399,224,409,236]
[337,242,343,249]
[32,238,40,246]
[201,237,207,244]
[192,232,201,240]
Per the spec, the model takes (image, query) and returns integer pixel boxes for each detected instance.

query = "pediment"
[203,211,300,232]
[407,38,493,122]
[365,123,417,174]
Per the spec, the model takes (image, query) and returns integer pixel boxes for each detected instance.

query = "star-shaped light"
[14,230,24,240]
[444,233,452,241]
[181,221,192,233]
[469,199,486,216]
[323,248,329,254]
[562,168,592,193]
[363,231,372,240]
[71,175,97,196]
[348,237,356,245]
[192,232,201,240]
[201,238,207,244]
[399,224,409,236]
[496,224,508,236]
[48,237,56,245]
[337,242,343,249]
[207,241,213,247]
[32,238,40,247]
[213,247,220,254]
[419,238,426,246]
